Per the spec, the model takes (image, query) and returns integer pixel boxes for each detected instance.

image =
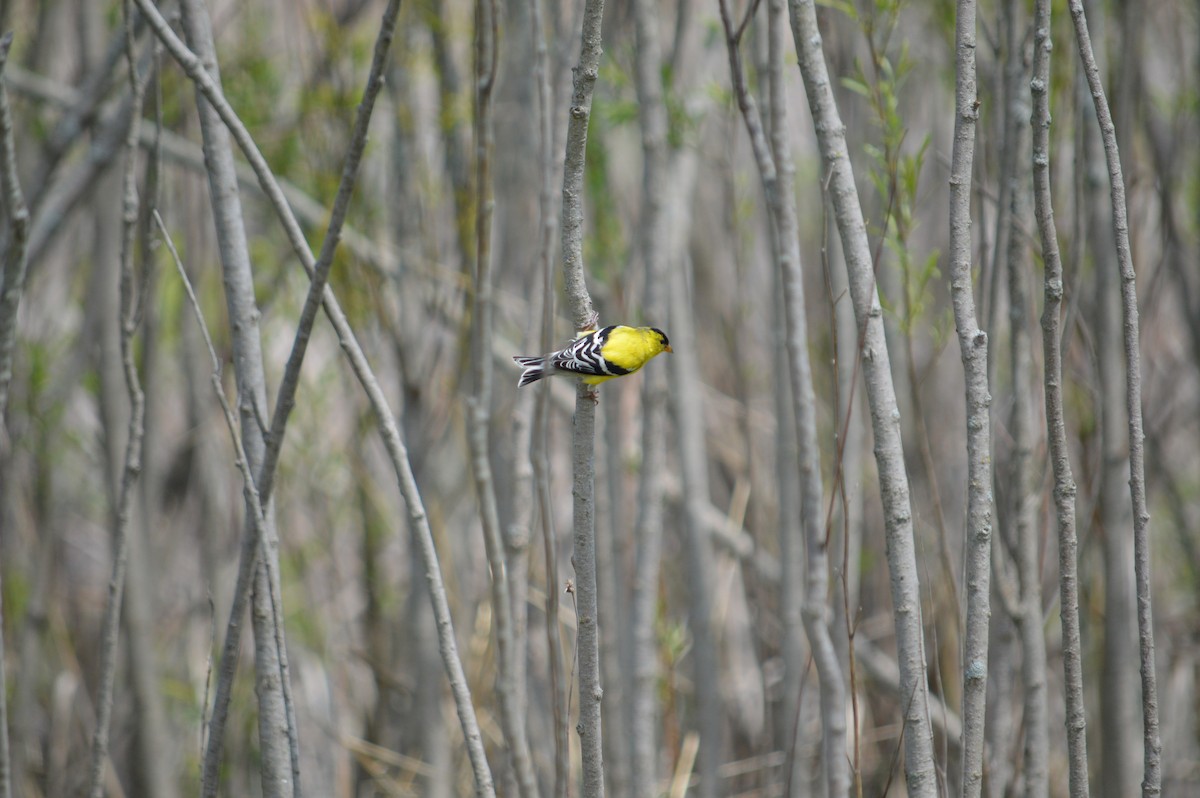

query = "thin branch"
[128,2,496,794]
[153,206,273,732]
[1030,2,1089,795]
[719,3,851,794]
[785,1,936,794]
[560,0,606,793]
[467,0,539,794]
[948,0,993,794]
[157,208,301,798]
[772,0,851,794]
[172,0,298,791]
[86,5,149,792]
[528,0,569,791]
[1065,4,1161,793]
[0,31,32,420]
[995,6,1050,794]
[257,0,400,513]
[26,10,147,215]
[0,46,16,798]
[25,41,158,266]
[628,0,672,790]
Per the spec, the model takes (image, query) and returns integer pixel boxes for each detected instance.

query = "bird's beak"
[664,345,673,353]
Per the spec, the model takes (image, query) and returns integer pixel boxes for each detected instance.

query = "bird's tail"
[513,355,549,387]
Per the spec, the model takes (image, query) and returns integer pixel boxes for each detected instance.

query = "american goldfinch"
[514,325,672,387]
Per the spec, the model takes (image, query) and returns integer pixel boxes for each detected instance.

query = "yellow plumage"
[585,326,671,384]
[513,325,672,387]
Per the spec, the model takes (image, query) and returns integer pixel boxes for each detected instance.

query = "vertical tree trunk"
[600,397,633,798]
[826,222,864,794]
[1003,42,1050,798]
[947,1,994,794]
[467,1,539,793]
[560,1,607,795]
[177,2,296,793]
[669,256,723,798]
[1076,4,1143,796]
[1066,1,1161,792]
[86,11,149,790]
[384,29,456,797]
[786,2,937,793]
[629,0,671,792]
[0,36,20,759]
[1031,2,1090,794]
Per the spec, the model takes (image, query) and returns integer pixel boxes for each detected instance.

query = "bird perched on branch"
[513,325,672,387]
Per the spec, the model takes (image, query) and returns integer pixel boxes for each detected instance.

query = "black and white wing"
[550,326,631,378]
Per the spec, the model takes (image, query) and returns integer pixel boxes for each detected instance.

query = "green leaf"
[841,76,872,99]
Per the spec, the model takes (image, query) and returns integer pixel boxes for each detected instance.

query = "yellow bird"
[513,325,672,387]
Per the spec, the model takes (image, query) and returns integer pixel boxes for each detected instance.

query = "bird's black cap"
[650,327,671,351]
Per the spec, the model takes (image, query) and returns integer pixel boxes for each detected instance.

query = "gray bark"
[764,1,849,795]
[669,255,722,798]
[496,0,539,790]
[1065,2,1161,793]
[628,0,671,792]
[600,397,632,798]
[123,59,177,798]
[467,1,539,793]
[827,218,864,796]
[527,1,570,793]
[1030,3,1090,794]
[786,3,936,794]
[385,36,456,798]
[825,214,864,772]
[0,31,25,798]
[1004,46,1050,798]
[560,0,606,794]
[986,4,1050,795]
[86,12,147,791]
[719,2,849,792]
[175,2,297,793]
[0,32,29,420]
[133,2,497,793]
[1076,8,1140,794]
[947,1,994,794]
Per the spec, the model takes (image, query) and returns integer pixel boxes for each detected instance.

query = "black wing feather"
[550,326,630,377]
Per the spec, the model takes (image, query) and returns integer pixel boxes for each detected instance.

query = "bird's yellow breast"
[599,326,668,373]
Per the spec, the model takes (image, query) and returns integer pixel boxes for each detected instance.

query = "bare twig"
[158,207,304,798]
[25,40,159,266]
[0,31,32,420]
[560,0,606,793]
[26,10,149,215]
[153,207,272,705]
[717,2,850,793]
[1031,2,1089,795]
[189,0,402,791]
[947,1,994,794]
[786,1,936,794]
[528,0,569,791]
[129,2,496,793]
[466,1,539,795]
[86,5,148,793]
[994,5,1050,794]
[0,43,15,777]
[256,0,399,517]
[1065,4,1161,793]
[172,0,298,791]
[627,0,674,790]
